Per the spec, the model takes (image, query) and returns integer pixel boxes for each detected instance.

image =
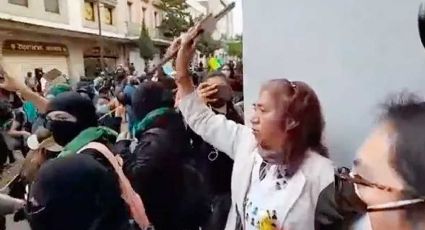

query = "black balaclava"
[28,154,128,230]
[131,81,174,121]
[45,92,97,146]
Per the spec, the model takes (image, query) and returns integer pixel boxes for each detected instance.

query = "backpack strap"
[78,142,151,229]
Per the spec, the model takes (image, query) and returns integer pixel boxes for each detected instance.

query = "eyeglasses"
[335,167,394,192]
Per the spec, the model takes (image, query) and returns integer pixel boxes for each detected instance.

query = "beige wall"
[80,0,127,35]
[0,0,69,24]
[200,0,233,39]
[129,0,162,30]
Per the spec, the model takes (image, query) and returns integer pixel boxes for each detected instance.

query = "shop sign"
[2,40,69,56]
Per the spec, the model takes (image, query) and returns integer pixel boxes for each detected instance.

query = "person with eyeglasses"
[172,25,335,230]
[336,94,425,230]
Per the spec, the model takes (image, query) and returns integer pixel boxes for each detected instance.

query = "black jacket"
[189,103,244,196]
[123,113,209,230]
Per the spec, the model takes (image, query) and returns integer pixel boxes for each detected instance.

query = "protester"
[96,94,121,133]
[124,81,209,230]
[20,127,62,183]
[118,76,138,137]
[0,99,16,167]
[23,92,144,230]
[129,63,136,75]
[221,64,235,80]
[24,72,36,92]
[0,99,26,229]
[173,26,334,230]
[190,71,244,230]
[337,94,425,230]
[76,81,96,101]
[0,63,147,228]
[5,127,63,224]
[7,107,31,157]
[220,63,243,105]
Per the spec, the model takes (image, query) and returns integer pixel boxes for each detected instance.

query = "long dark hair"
[265,79,328,174]
[221,64,235,79]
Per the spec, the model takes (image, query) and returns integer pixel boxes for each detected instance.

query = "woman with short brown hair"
[172,26,335,230]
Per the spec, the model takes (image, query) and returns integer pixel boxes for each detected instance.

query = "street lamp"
[97,0,105,71]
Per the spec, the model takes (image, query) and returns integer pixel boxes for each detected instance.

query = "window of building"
[8,0,28,7]
[84,1,95,21]
[44,0,60,13]
[154,11,158,27]
[103,6,114,25]
[142,7,147,24]
[127,2,133,22]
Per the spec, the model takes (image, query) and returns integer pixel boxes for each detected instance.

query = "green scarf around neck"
[132,107,176,137]
[58,126,118,158]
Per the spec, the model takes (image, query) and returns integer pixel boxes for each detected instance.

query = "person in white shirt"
[172,25,335,230]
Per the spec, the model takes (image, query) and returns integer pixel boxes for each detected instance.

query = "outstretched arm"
[174,27,253,159]
[0,65,48,113]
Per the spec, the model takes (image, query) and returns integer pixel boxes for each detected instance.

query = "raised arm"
[0,65,48,113]
[174,27,254,159]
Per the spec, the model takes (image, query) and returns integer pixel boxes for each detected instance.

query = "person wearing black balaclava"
[44,92,97,146]
[123,81,209,230]
[26,92,131,230]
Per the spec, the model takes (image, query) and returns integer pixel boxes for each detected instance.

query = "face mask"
[353,182,425,229]
[217,85,233,102]
[209,99,226,108]
[354,183,425,212]
[46,120,82,146]
[96,104,110,114]
[352,183,373,230]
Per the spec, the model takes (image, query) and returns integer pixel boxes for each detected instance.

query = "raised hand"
[0,64,26,92]
[197,82,218,104]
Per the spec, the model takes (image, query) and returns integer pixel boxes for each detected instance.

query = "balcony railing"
[126,21,170,41]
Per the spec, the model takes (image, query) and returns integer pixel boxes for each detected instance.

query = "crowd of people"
[0,23,422,230]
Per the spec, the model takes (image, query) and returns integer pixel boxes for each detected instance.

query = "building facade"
[197,0,233,40]
[0,0,211,81]
[0,0,137,82]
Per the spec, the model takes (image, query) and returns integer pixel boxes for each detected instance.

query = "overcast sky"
[233,0,243,35]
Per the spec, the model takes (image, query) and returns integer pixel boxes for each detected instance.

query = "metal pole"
[97,0,105,71]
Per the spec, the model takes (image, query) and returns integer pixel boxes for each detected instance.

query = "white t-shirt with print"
[244,153,290,230]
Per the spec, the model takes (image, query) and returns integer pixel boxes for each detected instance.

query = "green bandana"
[47,83,71,97]
[58,126,118,158]
[132,107,176,136]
